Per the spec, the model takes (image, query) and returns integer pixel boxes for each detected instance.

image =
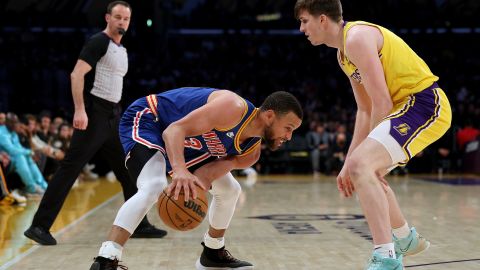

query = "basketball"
[158,185,208,231]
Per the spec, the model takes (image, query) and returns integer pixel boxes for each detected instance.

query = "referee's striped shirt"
[79,32,128,104]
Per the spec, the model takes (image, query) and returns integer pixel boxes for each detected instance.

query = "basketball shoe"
[393,227,430,257]
[365,252,403,270]
[195,242,253,270]
[89,256,127,270]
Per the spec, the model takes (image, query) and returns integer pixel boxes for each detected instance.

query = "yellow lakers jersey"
[338,21,438,104]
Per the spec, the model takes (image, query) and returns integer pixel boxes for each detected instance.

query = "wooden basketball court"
[1,174,479,269]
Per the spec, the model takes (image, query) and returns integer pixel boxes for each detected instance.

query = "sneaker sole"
[195,258,254,270]
[405,239,430,257]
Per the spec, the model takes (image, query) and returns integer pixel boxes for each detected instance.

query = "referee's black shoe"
[24,225,57,245]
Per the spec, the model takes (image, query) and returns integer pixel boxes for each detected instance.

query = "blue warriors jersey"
[119,87,262,172]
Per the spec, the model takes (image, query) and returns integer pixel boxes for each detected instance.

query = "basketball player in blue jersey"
[295,0,451,269]
[89,87,303,270]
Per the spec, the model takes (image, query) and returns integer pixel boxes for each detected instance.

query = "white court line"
[0,193,122,270]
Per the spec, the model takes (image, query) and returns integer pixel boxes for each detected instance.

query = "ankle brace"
[99,241,123,260]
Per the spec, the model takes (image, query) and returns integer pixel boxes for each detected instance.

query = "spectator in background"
[46,123,71,178]
[0,113,5,126]
[456,118,480,152]
[431,128,457,174]
[332,123,351,146]
[0,113,48,194]
[306,121,330,176]
[50,116,65,137]
[37,111,53,143]
[0,151,27,205]
[24,114,64,173]
[329,132,348,175]
[0,151,15,206]
[0,152,10,174]
[51,123,72,153]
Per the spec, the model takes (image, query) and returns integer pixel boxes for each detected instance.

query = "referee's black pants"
[31,96,150,230]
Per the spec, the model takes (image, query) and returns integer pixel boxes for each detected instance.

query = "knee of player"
[225,180,242,198]
[212,178,242,198]
[140,182,165,203]
[229,180,242,197]
[346,155,370,179]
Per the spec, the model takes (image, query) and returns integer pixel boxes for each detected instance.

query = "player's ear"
[319,14,328,26]
[264,110,276,122]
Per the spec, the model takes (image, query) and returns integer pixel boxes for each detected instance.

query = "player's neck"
[327,20,345,50]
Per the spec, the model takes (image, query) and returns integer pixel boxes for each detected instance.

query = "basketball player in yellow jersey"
[295,0,451,269]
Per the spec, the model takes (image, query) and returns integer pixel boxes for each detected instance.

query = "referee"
[24,1,166,245]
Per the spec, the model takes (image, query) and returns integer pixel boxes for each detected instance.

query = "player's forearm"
[162,124,188,172]
[346,110,370,158]
[70,72,85,112]
[193,157,236,185]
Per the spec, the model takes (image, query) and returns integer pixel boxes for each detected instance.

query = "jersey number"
[184,138,202,150]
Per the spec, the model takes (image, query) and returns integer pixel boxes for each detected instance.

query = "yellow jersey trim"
[234,108,259,153]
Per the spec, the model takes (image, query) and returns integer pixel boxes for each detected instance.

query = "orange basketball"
[158,185,208,231]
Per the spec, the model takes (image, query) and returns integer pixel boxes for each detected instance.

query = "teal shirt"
[0,125,32,157]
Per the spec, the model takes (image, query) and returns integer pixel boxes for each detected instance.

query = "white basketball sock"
[204,232,225,249]
[392,222,411,239]
[98,241,123,260]
[374,243,396,259]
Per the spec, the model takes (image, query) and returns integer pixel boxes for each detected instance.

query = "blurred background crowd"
[1,0,479,205]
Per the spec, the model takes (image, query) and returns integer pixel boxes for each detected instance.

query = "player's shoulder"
[346,22,381,42]
[208,90,246,120]
[345,25,381,55]
[210,90,244,108]
[346,26,371,42]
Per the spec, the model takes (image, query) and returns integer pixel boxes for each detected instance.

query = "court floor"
[1,174,479,270]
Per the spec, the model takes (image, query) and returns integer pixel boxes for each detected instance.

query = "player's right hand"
[167,169,206,201]
[336,164,354,197]
[73,109,88,130]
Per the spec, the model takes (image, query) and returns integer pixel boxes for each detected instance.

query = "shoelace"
[218,249,239,262]
[111,260,128,270]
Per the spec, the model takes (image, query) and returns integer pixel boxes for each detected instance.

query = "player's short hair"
[107,1,131,14]
[260,91,303,120]
[294,0,343,22]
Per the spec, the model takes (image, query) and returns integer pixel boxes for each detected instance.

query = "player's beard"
[263,125,278,150]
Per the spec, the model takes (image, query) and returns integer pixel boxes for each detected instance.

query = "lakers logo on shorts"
[393,123,411,136]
